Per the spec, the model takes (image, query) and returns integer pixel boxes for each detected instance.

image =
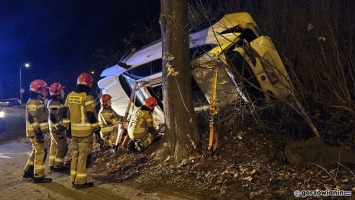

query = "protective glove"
[93,129,105,150]
[147,126,156,134]
[35,129,44,143]
[57,125,66,133]
[93,129,101,140]
[66,126,71,138]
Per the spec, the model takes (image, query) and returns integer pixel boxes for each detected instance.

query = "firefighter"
[47,83,69,172]
[64,72,100,189]
[127,97,158,153]
[98,94,122,149]
[23,79,52,183]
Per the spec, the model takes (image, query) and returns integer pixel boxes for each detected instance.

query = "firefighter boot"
[34,177,52,183]
[54,166,70,172]
[135,141,144,153]
[127,140,136,152]
[23,165,34,179]
[74,181,94,189]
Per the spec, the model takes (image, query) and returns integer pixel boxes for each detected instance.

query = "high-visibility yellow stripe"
[81,106,85,124]
[85,101,95,106]
[35,165,45,170]
[39,122,48,126]
[28,104,37,109]
[101,127,113,132]
[39,123,49,130]
[32,122,39,127]
[91,123,99,128]
[49,105,62,109]
[63,119,71,123]
[77,173,87,178]
[55,158,64,162]
[72,123,92,127]
[72,126,92,131]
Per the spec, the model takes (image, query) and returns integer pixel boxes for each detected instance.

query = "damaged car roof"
[99,12,292,116]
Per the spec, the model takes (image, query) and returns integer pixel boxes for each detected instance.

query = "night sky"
[0,0,160,99]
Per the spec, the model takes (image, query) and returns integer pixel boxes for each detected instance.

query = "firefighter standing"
[47,83,69,172]
[98,94,122,149]
[23,79,52,183]
[64,72,100,189]
[127,97,158,153]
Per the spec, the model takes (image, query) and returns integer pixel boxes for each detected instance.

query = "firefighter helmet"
[77,72,93,88]
[29,79,48,94]
[49,83,65,96]
[145,97,158,110]
[100,94,112,105]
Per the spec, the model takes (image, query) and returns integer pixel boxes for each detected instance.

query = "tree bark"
[160,0,200,161]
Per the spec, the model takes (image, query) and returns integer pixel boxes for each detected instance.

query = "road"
[0,106,195,200]
[0,140,195,200]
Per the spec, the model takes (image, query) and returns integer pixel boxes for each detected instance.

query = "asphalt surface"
[0,106,194,200]
[0,140,195,200]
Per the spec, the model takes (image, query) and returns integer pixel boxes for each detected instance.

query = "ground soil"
[90,126,355,199]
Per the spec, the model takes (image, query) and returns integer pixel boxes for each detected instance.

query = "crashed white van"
[98,12,292,118]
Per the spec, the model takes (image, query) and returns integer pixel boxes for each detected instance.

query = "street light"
[20,63,30,104]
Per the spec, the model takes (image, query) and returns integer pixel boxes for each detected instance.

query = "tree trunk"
[160,0,200,161]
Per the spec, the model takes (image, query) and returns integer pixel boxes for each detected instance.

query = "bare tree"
[159,0,200,160]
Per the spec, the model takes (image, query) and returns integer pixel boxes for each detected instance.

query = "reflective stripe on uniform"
[49,105,62,109]
[28,104,37,110]
[27,160,34,165]
[91,122,99,128]
[39,122,49,130]
[35,165,45,170]
[72,126,92,131]
[72,123,92,127]
[81,106,85,124]
[85,101,95,106]
[72,122,92,131]
[54,157,64,163]
[76,173,87,178]
[101,126,113,133]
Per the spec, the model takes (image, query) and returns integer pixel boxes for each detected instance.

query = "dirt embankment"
[91,128,355,199]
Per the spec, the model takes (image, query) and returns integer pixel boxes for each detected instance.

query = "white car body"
[98,12,292,119]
